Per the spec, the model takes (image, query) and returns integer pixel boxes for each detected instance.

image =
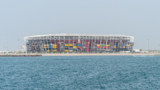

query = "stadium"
[25,34,134,53]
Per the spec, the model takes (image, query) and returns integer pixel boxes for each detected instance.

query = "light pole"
[147,39,150,51]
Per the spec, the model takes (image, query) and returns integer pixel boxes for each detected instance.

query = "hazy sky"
[0,0,160,51]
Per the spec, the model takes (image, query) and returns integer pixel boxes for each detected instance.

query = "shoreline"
[0,53,160,57]
[42,53,160,56]
[0,54,42,57]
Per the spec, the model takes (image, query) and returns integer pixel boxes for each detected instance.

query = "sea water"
[0,56,160,90]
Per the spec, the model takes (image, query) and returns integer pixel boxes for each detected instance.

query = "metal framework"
[25,34,134,53]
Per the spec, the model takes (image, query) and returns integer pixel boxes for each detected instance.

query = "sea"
[0,56,160,90]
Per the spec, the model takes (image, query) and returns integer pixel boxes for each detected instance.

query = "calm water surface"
[0,56,160,90]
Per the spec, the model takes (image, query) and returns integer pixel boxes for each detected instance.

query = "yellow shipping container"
[128,45,130,47]
[52,46,57,48]
[97,44,100,46]
[113,46,116,48]
[43,45,47,48]
[73,46,77,48]
[47,50,50,53]
[53,50,57,52]
[52,44,57,48]
[106,45,110,47]
[52,44,57,46]
[65,50,69,52]
[69,44,73,46]
[65,44,69,46]
[123,46,126,48]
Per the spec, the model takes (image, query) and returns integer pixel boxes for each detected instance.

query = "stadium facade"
[25,34,134,53]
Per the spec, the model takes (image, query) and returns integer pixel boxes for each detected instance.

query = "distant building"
[133,49,141,53]
[21,45,27,52]
[24,34,134,53]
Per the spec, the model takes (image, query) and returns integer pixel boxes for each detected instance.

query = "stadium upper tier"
[25,34,134,53]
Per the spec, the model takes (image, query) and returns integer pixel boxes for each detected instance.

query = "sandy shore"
[42,53,160,56]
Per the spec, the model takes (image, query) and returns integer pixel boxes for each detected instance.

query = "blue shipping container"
[78,44,82,46]
[49,45,52,48]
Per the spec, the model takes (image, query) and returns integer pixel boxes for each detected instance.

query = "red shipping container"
[106,46,109,50]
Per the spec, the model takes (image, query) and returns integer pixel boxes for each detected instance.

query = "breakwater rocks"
[0,54,42,57]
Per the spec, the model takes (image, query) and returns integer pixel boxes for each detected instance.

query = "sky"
[0,0,160,51]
